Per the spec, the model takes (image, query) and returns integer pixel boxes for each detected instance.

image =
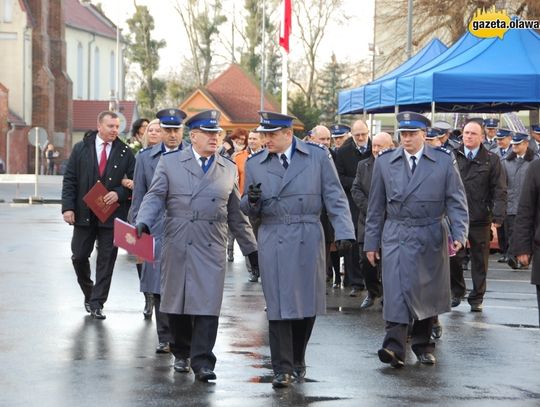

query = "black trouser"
[359,242,382,297]
[497,221,508,255]
[504,215,516,254]
[326,245,341,284]
[383,318,434,362]
[450,224,491,304]
[154,295,172,344]
[343,239,363,288]
[168,314,219,372]
[71,225,118,310]
[536,285,540,327]
[268,317,316,375]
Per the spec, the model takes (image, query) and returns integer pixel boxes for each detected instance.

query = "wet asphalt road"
[0,193,540,406]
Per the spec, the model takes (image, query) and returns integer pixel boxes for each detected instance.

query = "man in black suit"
[335,119,372,296]
[62,111,135,319]
[351,132,395,308]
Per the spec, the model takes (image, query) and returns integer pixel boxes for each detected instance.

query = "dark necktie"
[200,157,208,173]
[467,151,474,160]
[99,142,108,177]
[358,146,366,154]
[501,149,506,157]
[410,155,417,174]
[280,153,289,169]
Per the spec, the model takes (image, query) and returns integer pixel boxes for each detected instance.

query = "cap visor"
[160,123,182,128]
[255,125,286,132]
[198,126,222,132]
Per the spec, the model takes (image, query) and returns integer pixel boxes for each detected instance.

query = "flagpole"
[281,49,288,114]
[260,0,266,111]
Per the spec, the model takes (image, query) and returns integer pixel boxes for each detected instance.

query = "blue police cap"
[425,128,440,139]
[156,108,187,128]
[531,124,540,133]
[256,111,295,132]
[433,120,451,132]
[484,118,499,128]
[330,124,351,137]
[396,111,431,131]
[495,128,513,139]
[511,132,529,144]
[185,109,223,132]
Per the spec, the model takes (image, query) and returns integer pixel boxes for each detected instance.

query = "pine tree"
[317,54,351,125]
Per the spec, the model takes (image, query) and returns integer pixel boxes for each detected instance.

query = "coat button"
[300,240,304,244]
[211,198,216,202]
[298,197,303,201]
[208,243,212,247]
[209,221,213,224]
[277,197,281,201]
[108,177,112,181]
[278,240,283,243]
[114,165,117,168]
[188,241,192,245]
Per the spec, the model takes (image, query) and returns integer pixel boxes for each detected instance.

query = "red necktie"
[99,142,108,177]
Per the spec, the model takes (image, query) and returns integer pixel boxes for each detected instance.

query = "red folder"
[82,182,120,223]
[113,218,155,262]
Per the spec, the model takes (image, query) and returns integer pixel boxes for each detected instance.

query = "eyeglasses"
[353,132,369,137]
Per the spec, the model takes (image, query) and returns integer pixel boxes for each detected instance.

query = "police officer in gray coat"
[365,112,469,368]
[130,109,189,353]
[241,111,355,387]
[482,118,500,152]
[135,109,258,382]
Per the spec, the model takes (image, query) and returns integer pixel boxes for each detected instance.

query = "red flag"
[279,0,291,53]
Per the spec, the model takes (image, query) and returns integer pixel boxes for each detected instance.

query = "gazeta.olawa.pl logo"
[468,6,539,39]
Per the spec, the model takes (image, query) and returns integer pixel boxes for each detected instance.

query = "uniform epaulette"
[221,154,235,164]
[247,149,265,160]
[378,148,395,156]
[435,146,451,155]
[163,148,181,156]
[306,141,326,149]
[138,147,150,154]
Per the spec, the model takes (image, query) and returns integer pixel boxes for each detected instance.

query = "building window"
[3,0,13,22]
[77,42,84,98]
[109,51,115,96]
[93,47,100,99]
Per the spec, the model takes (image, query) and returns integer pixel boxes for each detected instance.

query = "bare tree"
[175,0,227,86]
[290,0,344,108]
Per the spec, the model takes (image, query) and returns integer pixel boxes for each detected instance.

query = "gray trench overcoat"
[364,145,469,323]
[136,147,257,316]
[240,138,355,320]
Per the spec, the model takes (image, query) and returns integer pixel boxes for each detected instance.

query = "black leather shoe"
[248,272,259,282]
[431,323,443,339]
[470,303,483,312]
[451,297,462,307]
[195,367,216,382]
[84,302,91,313]
[377,348,404,368]
[155,342,170,354]
[497,255,508,263]
[272,373,292,388]
[507,256,521,270]
[91,308,106,320]
[143,293,154,319]
[292,367,306,380]
[417,352,436,365]
[173,357,191,373]
[360,295,376,309]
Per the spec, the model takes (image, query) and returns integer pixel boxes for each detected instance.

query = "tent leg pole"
[394,106,398,140]
[431,102,435,120]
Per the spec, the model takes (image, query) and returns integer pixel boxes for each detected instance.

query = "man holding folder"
[62,111,135,319]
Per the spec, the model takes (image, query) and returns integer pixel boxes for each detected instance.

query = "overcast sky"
[91,0,375,76]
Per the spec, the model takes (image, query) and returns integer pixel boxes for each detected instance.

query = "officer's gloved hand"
[248,183,262,204]
[135,223,149,238]
[335,239,354,252]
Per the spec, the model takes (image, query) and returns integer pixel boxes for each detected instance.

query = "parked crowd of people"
[61,108,540,387]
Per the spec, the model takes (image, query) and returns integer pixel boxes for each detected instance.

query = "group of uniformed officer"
[65,104,540,386]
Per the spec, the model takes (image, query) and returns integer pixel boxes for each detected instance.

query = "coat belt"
[386,216,442,226]
[261,214,320,225]
[168,210,227,223]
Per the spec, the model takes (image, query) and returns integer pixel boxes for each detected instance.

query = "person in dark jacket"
[335,120,372,296]
[503,133,537,269]
[510,158,540,326]
[61,111,136,319]
[450,118,507,312]
[351,132,394,308]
